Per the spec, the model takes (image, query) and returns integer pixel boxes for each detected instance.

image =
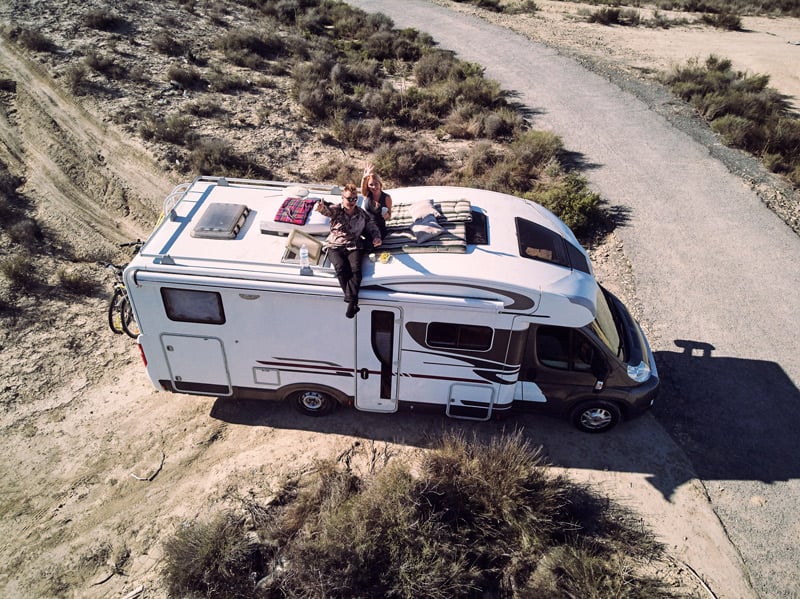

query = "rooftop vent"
[191,203,250,239]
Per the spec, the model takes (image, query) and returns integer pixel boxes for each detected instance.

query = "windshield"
[590,287,622,358]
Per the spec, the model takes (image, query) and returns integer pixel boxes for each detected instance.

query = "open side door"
[355,306,402,413]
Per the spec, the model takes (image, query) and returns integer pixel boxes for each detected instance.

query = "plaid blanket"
[274,197,318,225]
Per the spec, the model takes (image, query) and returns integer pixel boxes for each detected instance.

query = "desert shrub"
[0,164,23,199]
[414,49,458,87]
[162,512,266,598]
[57,269,98,295]
[701,11,743,29]
[371,140,444,184]
[152,31,184,56]
[162,432,674,597]
[215,30,284,68]
[1,255,38,291]
[587,7,641,25]
[664,55,800,184]
[166,64,205,90]
[186,138,269,178]
[84,51,127,79]
[506,0,539,14]
[140,114,195,146]
[312,155,362,185]
[63,64,89,95]
[13,28,56,52]
[360,82,404,120]
[527,173,606,239]
[327,111,390,148]
[6,218,44,246]
[184,98,225,118]
[83,10,129,33]
[206,68,249,93]
[452,0,503,11]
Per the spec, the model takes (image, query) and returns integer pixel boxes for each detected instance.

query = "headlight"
[627,360,651,383]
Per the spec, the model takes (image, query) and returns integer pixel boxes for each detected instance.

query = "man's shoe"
[345,302,360,319]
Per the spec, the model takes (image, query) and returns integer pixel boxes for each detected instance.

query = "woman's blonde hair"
[361,173,382,196]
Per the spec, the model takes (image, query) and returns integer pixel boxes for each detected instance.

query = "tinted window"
[537,326,596,372]
[516,218,570,268]
[427,322,493,351]
[566,242,591,274]
[516,218,591,274]
[161,288,225,324]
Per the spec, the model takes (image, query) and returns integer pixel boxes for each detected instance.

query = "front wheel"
[289,389,337,416]
[570,400,622,433]
[107,288,125,334]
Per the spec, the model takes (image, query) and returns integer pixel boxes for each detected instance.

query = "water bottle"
[299,243,312,275]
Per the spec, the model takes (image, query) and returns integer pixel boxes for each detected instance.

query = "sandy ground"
[1,0,798,596]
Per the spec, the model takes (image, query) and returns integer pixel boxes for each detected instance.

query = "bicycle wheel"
[120,294,140,338]
[107,288,125,334]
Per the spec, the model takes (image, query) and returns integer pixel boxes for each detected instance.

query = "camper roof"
[129,177,599,326]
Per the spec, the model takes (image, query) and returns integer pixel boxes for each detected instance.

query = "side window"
[427,322,493,351]
[536,326,596,372]
[161,288,225,324]
[537,327,570,369]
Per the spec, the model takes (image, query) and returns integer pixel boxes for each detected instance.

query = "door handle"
[360,368,369,380]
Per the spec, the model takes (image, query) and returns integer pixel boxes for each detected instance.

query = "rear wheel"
[289,389,337,416]
[120,295,140,338]
[570,400,622,433]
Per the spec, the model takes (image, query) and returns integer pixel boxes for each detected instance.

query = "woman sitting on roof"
[360,164,393,239]
[316,183,382,319]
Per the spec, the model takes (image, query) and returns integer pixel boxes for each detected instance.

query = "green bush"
[371,140,444,184]
[215,30,284,68]
[527,173,606,239]
[664,55,800,184]
[186,138,269,179]
[139,114,195,146]
[161,432,674,598]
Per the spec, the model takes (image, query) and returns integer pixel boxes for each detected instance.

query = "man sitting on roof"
[316,183,382,318]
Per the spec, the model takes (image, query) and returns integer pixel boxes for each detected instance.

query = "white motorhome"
[124,176,658,432]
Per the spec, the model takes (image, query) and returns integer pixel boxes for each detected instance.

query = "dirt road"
[347,1,800,597]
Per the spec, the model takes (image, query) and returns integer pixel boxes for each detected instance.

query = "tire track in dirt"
[0,36,175,250]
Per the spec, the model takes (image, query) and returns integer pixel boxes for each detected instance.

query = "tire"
[570,400,622,433]
[289,389,337,416]
[120,295,140,338]
[107,288,125,334]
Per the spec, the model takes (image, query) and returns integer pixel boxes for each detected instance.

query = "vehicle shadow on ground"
[651,339,800,486]
[210,339,799,499]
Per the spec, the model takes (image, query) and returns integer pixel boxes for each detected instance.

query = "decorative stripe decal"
[364,281,535,311]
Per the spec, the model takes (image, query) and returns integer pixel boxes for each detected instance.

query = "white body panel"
[125,177,603,419]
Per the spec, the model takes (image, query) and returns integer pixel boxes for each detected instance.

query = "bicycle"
[106,240,143,339]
